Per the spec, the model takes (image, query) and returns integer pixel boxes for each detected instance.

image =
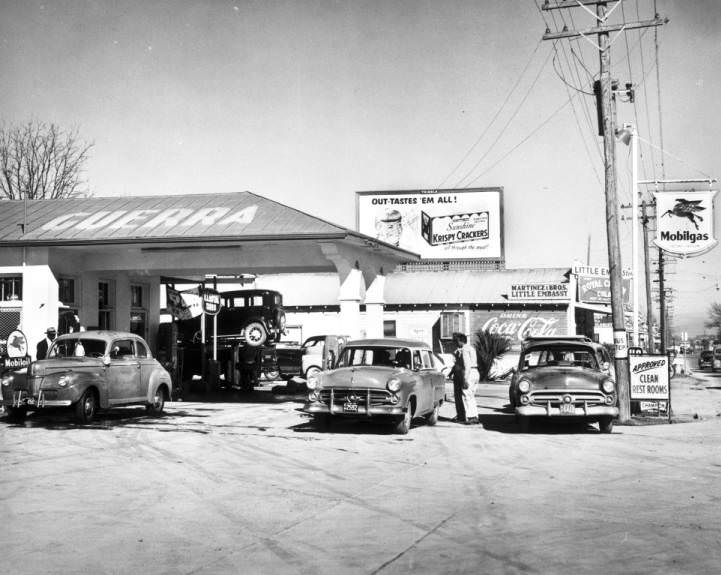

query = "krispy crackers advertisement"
[356,188,504,260]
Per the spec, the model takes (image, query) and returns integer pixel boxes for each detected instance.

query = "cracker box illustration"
[421,210,489,246]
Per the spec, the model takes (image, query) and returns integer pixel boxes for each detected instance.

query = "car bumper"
[2,390,73,408]
[516,404,619,418]
[303,402,405,417]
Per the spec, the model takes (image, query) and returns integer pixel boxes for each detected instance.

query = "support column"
[364,274,386,339]
[80,271,99,329]
[19,265,59,358]
[338,268,364,340]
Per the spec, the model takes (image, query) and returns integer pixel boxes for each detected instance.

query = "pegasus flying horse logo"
[661,198,706,230]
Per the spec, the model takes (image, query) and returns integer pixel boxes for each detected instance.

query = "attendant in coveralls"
[451,332,480,425]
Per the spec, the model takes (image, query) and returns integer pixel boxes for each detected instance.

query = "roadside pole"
[641,200,655,352]
[542,2,666,423]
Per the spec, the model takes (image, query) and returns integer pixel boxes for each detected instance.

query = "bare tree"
[0,121,93,200]
[704,302,721,340]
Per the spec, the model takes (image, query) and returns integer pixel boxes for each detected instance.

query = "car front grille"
[319,388,392,406]
[529,390,607,406]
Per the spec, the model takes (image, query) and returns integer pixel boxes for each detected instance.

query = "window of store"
[383,320,397,337]
[130,284,147,339]
[0,276,22,302]
[98,280,115,330]
[440,312,464,339]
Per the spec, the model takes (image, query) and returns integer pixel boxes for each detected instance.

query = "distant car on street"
[302,338,446,434]
[509,336,618,433]
[1,331,172,424]
[698,350,713,371]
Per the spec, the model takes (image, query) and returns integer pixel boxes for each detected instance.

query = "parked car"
[1,331,172,424]
[508,336,618,433]
[698,350,713,371]
[178,289,286,348]
[302,338,446,434]
[276,335,350,379]
[712,346,721,372]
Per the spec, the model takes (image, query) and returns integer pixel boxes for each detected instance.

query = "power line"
[452,46,554,188]
[436,40,544,189]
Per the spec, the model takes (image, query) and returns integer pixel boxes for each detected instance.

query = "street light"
[617,123,640,347]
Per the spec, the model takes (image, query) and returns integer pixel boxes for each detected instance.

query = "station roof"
[0,191,415,257]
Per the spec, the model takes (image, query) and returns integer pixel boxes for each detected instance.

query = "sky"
[2,0,720,338]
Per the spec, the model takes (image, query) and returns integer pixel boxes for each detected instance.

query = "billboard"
[573,264,631,306]
[653,190,717,256]
[356,188,503,260]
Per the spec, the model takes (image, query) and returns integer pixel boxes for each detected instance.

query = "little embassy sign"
[508,283,569,300]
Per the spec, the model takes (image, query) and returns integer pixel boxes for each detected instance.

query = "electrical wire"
[452,46,554,188]
[436,40,544,189]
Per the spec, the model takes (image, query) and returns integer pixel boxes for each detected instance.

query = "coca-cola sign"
[472,310,567,350]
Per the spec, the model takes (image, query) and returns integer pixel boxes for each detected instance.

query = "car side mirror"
[102,355,111,367]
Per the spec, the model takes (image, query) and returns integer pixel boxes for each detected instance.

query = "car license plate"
[559,403,575,415]
[343,402,358,413]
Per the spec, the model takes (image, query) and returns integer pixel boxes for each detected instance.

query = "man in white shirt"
[451,332,480,424]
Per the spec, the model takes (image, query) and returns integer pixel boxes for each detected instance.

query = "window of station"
[58,278,77,306]
[440,312,464,339]
[98,281,115,330]
[383,320,397,337]
[0,276,22,302]
[130,284,147,339]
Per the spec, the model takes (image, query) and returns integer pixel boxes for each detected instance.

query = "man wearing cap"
[36,327,57,360]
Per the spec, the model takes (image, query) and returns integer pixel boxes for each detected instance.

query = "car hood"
[521,367,608,390]
[322,366,405,389]
[33,357,103,376]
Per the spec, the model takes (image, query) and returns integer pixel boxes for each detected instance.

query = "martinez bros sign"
[508,283,569,301]
[653,190,717,256]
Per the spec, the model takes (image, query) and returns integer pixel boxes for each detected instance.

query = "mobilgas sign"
[653,190,717,256]
[356,188,503,260]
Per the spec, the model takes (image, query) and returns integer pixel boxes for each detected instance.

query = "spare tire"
[244,321,267,347]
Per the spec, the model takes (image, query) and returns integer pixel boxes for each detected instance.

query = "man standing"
[451,332,479,424]
[36,327,57,360]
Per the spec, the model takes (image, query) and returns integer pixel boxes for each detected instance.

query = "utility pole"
[641,200,654,352]
[542,2,667,423]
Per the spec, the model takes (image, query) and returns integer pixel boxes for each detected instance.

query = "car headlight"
[1,375,12,387]
[601,379,615,394]
[58,374,71,387]
[518,379,531,393]
[387,377,401,393]
[306,374,319,390]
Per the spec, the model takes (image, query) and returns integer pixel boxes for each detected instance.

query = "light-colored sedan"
[302,338,446,434]
[1,331,172,424]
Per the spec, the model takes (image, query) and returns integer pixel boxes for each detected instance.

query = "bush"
[473,330,512,381]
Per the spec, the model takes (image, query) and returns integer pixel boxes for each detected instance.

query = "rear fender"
[146,369,172,402]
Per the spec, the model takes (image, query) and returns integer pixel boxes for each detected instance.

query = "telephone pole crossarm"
[542,0,618,10]
[543,17,668,41]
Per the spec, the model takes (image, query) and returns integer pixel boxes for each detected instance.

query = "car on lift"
[1,331,172,424]
[179,289,286,348]
[508,336,618,433]
[302,338,446,434]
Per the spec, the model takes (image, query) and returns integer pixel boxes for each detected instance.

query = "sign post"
[628,348,672,423]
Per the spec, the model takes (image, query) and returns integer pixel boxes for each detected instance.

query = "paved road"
[2,382,721,575]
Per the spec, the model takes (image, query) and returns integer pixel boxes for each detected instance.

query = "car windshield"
[49,338,107,359]
[701,351,713,358]
[520,345,599,371]
[336,346,412,369]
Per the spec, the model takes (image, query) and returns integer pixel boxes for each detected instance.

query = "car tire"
[395,404,413,435]
[243,321,268,347]
[5,406,27,422]
[146,387,166,415]
[598,417,614,434]
[264,369,280,381]
[517,414,531,433]
[426,404,439,426]
[305,366,321,380]
[75,389,97,424]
